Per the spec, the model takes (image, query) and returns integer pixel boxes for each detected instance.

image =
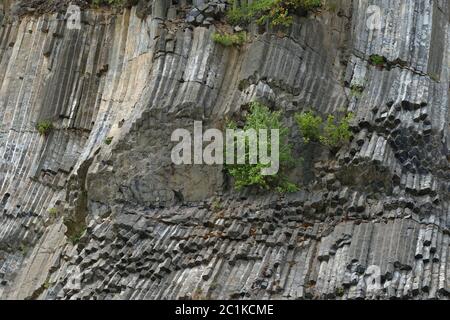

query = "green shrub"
[104,137,113,145]
[295,111,323,143]
[295,111,354,148]
[211,198,223,212]
[92,0,124,7]
[48,207,59,218]
[226,102,297,193]
[212,31,247,47]
[69,227,86,245]
[350,85,364,97]
[370,54,386,66]
[227,0,322,27]
[320,113,354,148]
[335,287,345,297]
[36,120,54,136]
[19,243,29,255]
[43,279,51,289]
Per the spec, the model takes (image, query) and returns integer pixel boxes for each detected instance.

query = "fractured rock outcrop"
[0,0,449,300]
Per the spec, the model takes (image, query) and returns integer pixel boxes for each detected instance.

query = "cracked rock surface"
[0,0,449,300]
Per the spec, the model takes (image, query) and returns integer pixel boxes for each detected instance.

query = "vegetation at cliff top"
[225,102,298,193]
[227,0,322,27]
[212,31,247,46]
[91,0,127,7]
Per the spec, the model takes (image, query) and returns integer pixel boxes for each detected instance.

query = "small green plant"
[43,279,51,289]
[69,227,86,245]
[319,113,354,148]
[19,243,29,255]
[429,72,440,82]
[335,287,345,297]
[36,120,54,136]
[48,207,59,218]
[295,111,323,143]
[104,137,113,145]
[211,198,223,212]
[295,111,354,148]
[92,0,124,7]
[212,31,247,47]
[350,85,364,97]
[226,102,297,193]
[370,54,386,67]
[227,0,322,27]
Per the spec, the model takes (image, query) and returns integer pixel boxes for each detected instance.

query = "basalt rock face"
[0,0,449,300]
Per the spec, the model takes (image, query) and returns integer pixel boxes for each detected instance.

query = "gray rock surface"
[0,0,448,300]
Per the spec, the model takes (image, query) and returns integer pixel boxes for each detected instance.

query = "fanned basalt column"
[0,0,449,300]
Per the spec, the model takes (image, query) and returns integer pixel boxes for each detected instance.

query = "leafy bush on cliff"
[104,137,113,145]
[48,207,59,219]
[69,227,86,245]
[212,31,247,47]
[225,102,297,193]
[295,111,323,143]
[295,111,353,147]
[92,0,125,7]
[370,54,386,67]
[319,113,354,148]
[36,120,54,136]
[227,0,322,27]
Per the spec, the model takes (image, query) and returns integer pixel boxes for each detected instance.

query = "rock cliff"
[0,0,449,299]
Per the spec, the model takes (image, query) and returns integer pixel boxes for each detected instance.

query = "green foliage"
[36,120,54,136]
[43,279,50,289]
[19,243,29,255]
[48,207,59,218]
[350,85,364,97]
[212,31,247,47]
[211,198,223,212]
[429,72,440,82]
[295,111,323,143]
[370,54,386,66]
[295,111,354,148]
[69,227,86,245]
[104,137,113,145]
[227,0,322,27]
[335,287,345,297]
[225,102,297,193]
[319,113,354,148]
[92,0,124,7]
